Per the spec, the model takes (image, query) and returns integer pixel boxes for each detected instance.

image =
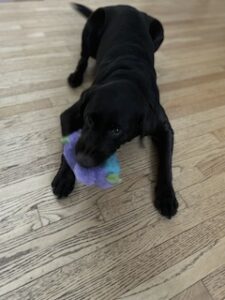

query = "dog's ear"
[78,87,93,114]
[140,109,152,137]
[140,103,170,139]
[79,85,100,114]
[60,88,92,136]
[148,16,164,52]
[139,103,159,137]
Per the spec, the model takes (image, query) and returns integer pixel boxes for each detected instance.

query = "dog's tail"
[71,3,92,18]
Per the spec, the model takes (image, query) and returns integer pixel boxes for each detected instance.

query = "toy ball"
[62,131,121,189]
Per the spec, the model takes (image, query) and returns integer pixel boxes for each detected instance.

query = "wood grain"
[203,265,225,300]
[171,281,213,300]
[1,0,225,299]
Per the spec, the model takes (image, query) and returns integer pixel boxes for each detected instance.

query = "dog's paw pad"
[154,184,178,219]
[51,169,75,199]
[67,72,83,88]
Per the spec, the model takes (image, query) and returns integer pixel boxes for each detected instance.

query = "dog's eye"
[111,128,121,136]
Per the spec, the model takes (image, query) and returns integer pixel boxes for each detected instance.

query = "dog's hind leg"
[68,8,106,88]
[67,32,90,88]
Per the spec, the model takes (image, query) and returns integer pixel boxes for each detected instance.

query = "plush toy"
[61,131,121,189]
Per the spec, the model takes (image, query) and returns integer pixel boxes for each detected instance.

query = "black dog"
[51,3,178,218]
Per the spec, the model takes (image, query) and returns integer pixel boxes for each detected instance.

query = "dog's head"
[75,81,151,167]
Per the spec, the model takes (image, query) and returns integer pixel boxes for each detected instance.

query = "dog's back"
[95,5,155,60]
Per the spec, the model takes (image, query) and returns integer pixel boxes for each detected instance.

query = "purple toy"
[62,131,121,189]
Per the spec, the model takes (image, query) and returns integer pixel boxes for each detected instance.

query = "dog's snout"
[76,152,96,168]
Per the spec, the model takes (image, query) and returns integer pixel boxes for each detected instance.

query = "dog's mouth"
[75,133,118,168]
[76,152,100,168]
[75,145,111,168]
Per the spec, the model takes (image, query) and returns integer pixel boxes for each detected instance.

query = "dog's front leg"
[52,101,83,198]
[152,119,178,218]
[52,155,75,198]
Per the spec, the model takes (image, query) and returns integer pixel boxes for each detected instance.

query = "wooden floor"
[1,0,225,299]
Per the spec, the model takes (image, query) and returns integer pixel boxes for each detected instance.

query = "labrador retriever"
[51,3,178,218]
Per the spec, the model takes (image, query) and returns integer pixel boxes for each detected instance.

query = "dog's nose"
[76,152,96,168]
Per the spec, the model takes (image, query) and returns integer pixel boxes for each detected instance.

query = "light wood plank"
[2,201,225,299]
[1,188,225,297]
[203,265,225,300]
[119,230,225,300]
[171,281,213,300]
[0,209,42,243]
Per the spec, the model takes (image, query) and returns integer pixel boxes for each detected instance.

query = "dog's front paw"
[154,184,178,219]
[67,72,83,88]
[51,167,75,199]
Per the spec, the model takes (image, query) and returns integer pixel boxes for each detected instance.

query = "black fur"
[71,3,92,18]
[52,4,178,218]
